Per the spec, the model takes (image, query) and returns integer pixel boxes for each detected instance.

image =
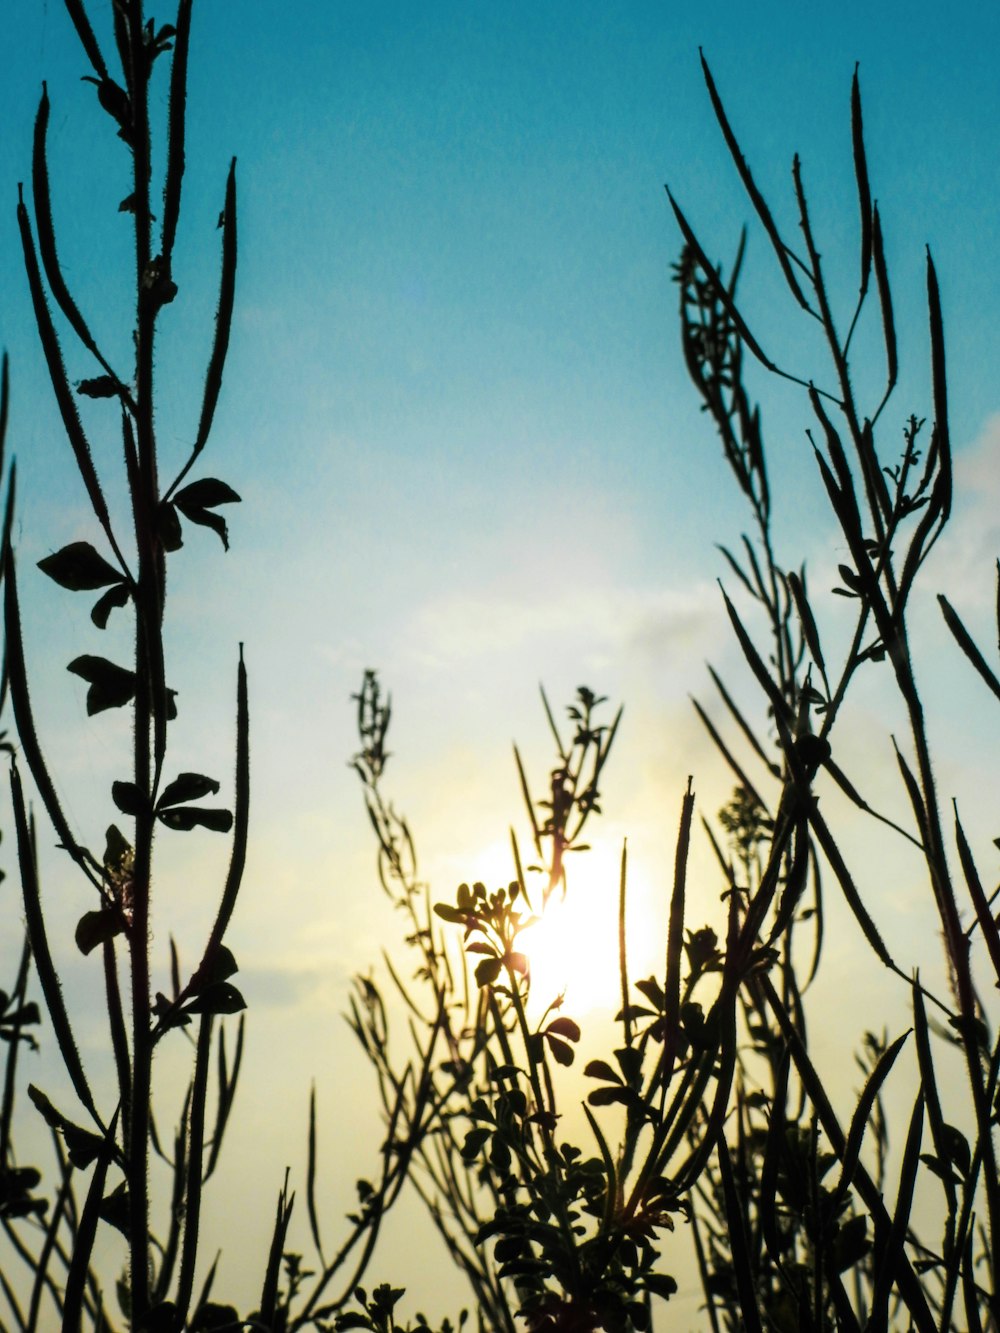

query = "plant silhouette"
[1,8,999,1333]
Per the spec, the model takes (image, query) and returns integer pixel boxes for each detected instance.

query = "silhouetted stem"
[125,0,159,1316]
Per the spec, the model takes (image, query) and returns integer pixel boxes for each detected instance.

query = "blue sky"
[1,1,1000,1323]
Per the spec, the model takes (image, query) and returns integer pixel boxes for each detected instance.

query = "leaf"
[474,956,502,988]
[644,1273,679,1301]
[0,1002,40,1031]
[583,1059,619,1082]
[91,581,131,629]
[157,806,233,833]
[433,902,467,924]
[635,976,665,1009]
[205,945,239,985]
[38,541,122,591]
[112,781,145,816]
[191,1306,241,1333]
[838,563,862,592]
[461,1127,491,1160]
[184,982,246,1016]
[67,655,135,714]
[831,1213,869,1273]
[75,909,124,957]
[942,1122,971,1176]
[158,772,221,809]
[546,1016,581,1042]
[545,1035,575,1067]
[158,501,183,552]
[26,1085,105,1168]
[587,1085,631,1107]
[97,1181,130,1237]
[174,478,241,510]
[104,824,132,870]
[174,478,241,552]
[76,375,119,399]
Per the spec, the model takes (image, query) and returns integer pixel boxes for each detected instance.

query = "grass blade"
[807,805,895,969]
[715,1132,763,1333]
[17,189,121,560]
[716,543,758,601]
[618,841,631,1047]
[719,585,793,731]
[538,683,564,755]
[167,159,238,497]
[102,934,132,1146]
[911,977,959,1326]
[926,249,951,525]
[162,0,193,268]
[10,765,99,1126]
[192,648,249,989]
[582,1103,620,1234]
[689,695,766,813]
[307,1082,325,1262]
[954,807,1000,985]
[662,780,694,1085]
[757,1047,789,1269]
[62,0,109,81]
[760,974,936,1333]
[3,546,100,884]
[259,1172,295,1325]
[962,1228,985,1333]
[699,52,814,315]
[707,662,781,778]
[871,203,897,419]
[938,594,1000,705]
[668,190,812,393]
[33,86,125,397]
[835,1029,909,1201]
[0,352,8,476]
[513,744,542,860]
[61,1110,118,1333]
[868,1093,924,1333]
[822,754,924,851]
[175,1014,213,1327]
[204,1013,245,1182]
[851,66,872,300]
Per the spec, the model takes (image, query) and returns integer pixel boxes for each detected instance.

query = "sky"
[1,1,1000,1326]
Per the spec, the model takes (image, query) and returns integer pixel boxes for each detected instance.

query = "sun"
[521,890,623,1017]
[457,838,664,1019]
